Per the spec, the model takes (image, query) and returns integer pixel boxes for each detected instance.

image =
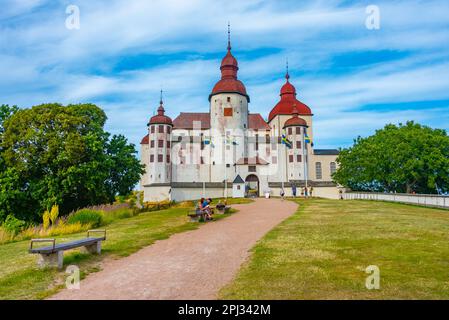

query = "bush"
[67,209,103,228]
[2,215,26,236]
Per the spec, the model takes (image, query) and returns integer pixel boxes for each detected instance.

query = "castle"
[140,32,340,202]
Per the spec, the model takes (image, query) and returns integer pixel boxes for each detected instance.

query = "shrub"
[49,205,59,225]
[2,215,26,236]
[67,209,103,228]
[142,200,174,212]
[0,226,14,244]
[42,210,50,230]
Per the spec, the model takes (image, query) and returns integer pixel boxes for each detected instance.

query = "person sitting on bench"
[202,198,213,220]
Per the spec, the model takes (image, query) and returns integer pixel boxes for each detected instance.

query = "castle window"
[296,127,301,134]
[265,134,270,144]
[288,127,292,135]
[200,157,205,164]
[226,164,230,168]
[158,125,164,133]
[158,140,164,148]
[297,155,302,162]
[224,108,233,117]
[272,156,277,164]
[227,97,231,102]
[167,154,170,163]
[316,162,322,180]
[289,155,294,163]
[150,140,155,148]
[330,162,337,175]
[150,154,154,163]
[248,166,256,172]
[167,126,171,134]
[150,126,155,133]
[167,141,171,148]
[158,154,163,162]
[296,141,301,149]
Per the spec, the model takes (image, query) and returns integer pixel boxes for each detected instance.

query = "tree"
[0,104,19,167]
[0,103,144,222]
[333,121,449,194]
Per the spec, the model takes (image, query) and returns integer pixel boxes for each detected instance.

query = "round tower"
[283,105,308,181]
[147,95,173,184]
[209,24,249,141]
[268,69,313,138]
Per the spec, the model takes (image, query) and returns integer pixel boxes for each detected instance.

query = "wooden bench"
[29,230,106,269]
[187,209,206,222]
[214,205,232,214]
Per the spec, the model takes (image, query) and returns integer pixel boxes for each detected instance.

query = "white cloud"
[1,0,449,150]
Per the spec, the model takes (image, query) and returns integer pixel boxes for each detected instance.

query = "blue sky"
[1,0,449,150]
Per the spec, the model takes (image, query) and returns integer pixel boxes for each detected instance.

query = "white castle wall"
[170,187,232,202]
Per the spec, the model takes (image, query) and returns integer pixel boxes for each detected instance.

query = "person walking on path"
[280,188,285,200]
[291,183,297,197]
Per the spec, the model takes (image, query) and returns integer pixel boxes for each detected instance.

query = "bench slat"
[29,237,105,254]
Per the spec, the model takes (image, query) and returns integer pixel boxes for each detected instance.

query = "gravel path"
[49,198,298,300]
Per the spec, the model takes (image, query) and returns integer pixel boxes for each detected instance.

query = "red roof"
[283,106,308,128]
[148,103,173,126]
[249,113,270,130]
[268,73,312,122]
[209,44,249,101]
[235,156,269,165]
[172,112,269,130]
[140,134,149,144]
[173,112,210,129]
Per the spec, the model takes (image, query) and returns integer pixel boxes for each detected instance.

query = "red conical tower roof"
[209,24,249,101]
[268,69,312,122]
[148,92,173,126]
[283,104,308,128]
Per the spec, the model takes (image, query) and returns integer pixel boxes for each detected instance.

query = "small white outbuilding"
[232,175,245,198]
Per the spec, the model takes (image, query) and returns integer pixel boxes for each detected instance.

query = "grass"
[0,198,250,300]
[220,198,449,299]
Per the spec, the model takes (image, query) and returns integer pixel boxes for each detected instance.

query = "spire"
[286,58,290,81]
[157,89,165,115]
[227,21,231,51]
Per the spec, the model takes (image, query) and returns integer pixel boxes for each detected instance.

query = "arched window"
[315,162,322,180]
[330,162,337,175]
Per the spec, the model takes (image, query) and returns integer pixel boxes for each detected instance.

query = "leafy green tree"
[0,105,18,166]
[333,121,449,194]
[0,103,144,222]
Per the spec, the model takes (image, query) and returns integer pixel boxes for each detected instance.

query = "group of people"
[196,198,214,220]
[279,185,314,200]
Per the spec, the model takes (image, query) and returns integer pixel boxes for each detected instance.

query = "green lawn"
[0,197,252,300]
[220,198,449,299]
